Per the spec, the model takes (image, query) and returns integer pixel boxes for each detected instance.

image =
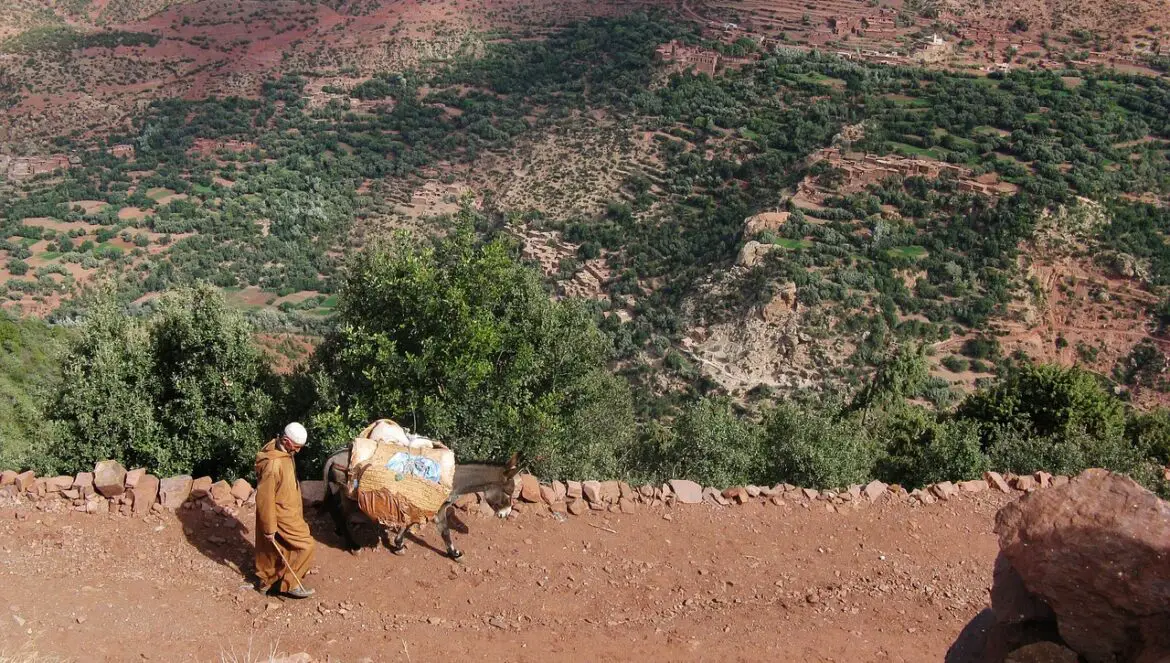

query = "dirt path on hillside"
[0,493,1009,662]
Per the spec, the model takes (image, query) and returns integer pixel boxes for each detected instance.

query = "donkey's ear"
[505,451,520,474]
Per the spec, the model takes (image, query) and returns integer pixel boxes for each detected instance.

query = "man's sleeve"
[255,463,279,536]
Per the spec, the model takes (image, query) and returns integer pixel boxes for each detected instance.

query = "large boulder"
[668,480,702,504]
[208,480,233,507]
[158,476,192,509]
[1004,642,1078,663]
[93,461,127,497]
[993,469,1170,662]
[131,475,160,515]
[991,555,1053,626]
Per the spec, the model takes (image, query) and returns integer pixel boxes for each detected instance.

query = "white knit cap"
[283,422,308,447]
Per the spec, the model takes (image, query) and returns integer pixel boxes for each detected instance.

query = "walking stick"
[270,536,308,593]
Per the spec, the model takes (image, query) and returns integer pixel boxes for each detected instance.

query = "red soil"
[0,490,1007,661]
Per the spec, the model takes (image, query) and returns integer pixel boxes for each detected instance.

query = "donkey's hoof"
[447,548,463,561]
[390,543,407,555]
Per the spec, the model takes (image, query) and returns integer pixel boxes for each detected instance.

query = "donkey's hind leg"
[436,502,462,560]
[389,523,416,554]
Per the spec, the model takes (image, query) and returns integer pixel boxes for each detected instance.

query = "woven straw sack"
[348,435,455,526]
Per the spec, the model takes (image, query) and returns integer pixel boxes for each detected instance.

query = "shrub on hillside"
[645,396,764,487]
[0,314,67,472]
[46,284,278,478]
[957,363,1126,446]
[874,404,988,488]
[308,216,636,479]
[762,402,879,489]
[1128,409,1170,466]
[984,424,1145,477]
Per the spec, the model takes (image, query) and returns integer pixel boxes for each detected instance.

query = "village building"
[0,154,72,181]
[110,144,135,160]
[654,40,758,76]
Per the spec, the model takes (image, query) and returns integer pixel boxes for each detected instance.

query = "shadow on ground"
[174,496,477,584]
[320,493,472,559]
[174,502,356,584]
[175,503,258,583]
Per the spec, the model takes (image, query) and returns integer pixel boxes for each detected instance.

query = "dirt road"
[0,492,1008,662]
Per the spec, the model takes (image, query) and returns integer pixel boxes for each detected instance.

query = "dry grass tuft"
[0,642,72,663]
[218,637,308,663]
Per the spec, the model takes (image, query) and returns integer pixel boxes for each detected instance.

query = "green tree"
[650,396,763,487]
[1127,409,1170,466]
[47,294,161,473]
[147,284,278,477]
[0,314,68,472]
[874,404,988,487]
[47,284,277,478]
[853,342,929,412]
[309,215,635,479]
[763,402,879,488]
[957,363,1126,445]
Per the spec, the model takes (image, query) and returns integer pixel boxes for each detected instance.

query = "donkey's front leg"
[436,502,462,560]
[338,495,363,553]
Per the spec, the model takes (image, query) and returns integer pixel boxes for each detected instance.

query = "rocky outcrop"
[743,211,790,238]
[736,240,774,268]
[980,469,1170,662]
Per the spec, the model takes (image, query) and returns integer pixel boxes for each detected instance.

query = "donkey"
[323,447,518,560]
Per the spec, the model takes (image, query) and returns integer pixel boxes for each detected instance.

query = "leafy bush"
[646,397,763,487]
[1128,409,1170,466]
[308,214,636,479]
[941,355,968,372]
[46,284,278,478]
[961,336,1000,360]
[957,363,1126,446]
[0,314,67,471]
[853,343,929,410]
[762,402,879,488]
[875,404,988,487]
[985,424,1144,477]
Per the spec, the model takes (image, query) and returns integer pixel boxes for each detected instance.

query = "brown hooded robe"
[254,439,315,592]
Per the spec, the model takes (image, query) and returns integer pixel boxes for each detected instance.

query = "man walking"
[255,422,316,598]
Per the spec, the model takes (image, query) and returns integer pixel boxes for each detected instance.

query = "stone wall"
[0,462,1074,520]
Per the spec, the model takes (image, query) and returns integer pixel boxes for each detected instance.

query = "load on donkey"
[323,419,519,559]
